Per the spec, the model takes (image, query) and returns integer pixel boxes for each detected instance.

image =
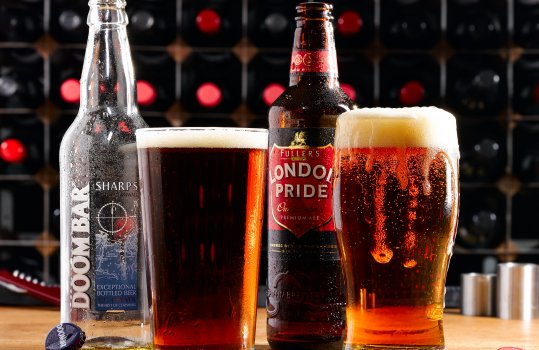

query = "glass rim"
[136,127,268,134]
[136,127,268,149]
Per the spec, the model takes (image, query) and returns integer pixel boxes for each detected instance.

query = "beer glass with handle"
[136,127,268,350]
[333,107,459,349]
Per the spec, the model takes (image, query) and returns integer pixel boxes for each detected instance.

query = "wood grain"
[0,306,537,349]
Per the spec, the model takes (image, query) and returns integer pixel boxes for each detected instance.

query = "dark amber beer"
[333,107,459,349]
[136,128,268,350]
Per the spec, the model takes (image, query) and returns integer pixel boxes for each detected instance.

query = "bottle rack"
[1,0,539,305]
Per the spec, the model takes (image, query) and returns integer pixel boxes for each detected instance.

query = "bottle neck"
[79,0,138,115]
[289,18,339,87]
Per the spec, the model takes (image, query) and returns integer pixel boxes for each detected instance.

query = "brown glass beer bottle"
[266,3,355,349]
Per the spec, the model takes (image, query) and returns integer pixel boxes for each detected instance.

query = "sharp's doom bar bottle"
[267,3,355,349]
[59,0,150,349]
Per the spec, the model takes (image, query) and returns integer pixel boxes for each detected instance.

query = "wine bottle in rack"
[513,54,539,116]
[0,49,43,109]
[181,52,241,113]
[514,0,539,48]
[181,0,242,47]
[459,121,506,182]
[50,0,87,44]
[447,0,507,50]
[50,49,85,108]
[379,54,440,107]
[513,188,539,245]
[380,0,440,49]
[0,115,44,175]
[127,1,176,46]
[513,122,539,183]
[333,0,374,49]
[0,2,43,43]
[247,53,289,115]
[133,51,175,111]
[457,188,505,249]
[247,0,295,48]
[338,54,374,107]
[446,54,507,117]
[0,181,44,236]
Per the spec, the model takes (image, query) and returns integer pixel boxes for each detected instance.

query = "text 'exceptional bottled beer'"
[333,107,460,349]
[266,3,355,349]
[59,0,151,348]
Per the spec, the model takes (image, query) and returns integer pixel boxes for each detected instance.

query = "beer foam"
[136,128,268,149]
[335,107,459,152]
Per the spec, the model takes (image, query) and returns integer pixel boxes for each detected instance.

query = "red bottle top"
[0,138,27,163]
[136,80,157,106]
[399,80,425,106]
[337,10,363,36]
[262,83,285,107]
[196,8,221,35]
[340,83,357,102]
[196,82,222,108]
[60,78,81,104]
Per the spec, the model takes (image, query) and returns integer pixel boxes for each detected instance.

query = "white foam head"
[136,127,268,149]
[335,107,459,153]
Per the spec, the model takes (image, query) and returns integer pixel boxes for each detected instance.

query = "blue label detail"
[91,186,140,311]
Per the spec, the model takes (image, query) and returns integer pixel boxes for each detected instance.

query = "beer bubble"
[426,304,443,321]
[403,259,417,268]
[371,246,393,264]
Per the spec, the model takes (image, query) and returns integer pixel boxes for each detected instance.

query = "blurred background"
[1,0,539,305]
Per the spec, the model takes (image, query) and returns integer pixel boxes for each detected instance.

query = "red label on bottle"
[290,49,336,75]
[268,133,335,238]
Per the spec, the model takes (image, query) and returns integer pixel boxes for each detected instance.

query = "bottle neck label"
[289,49,338,77]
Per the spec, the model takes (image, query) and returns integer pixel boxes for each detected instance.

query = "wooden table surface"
[0,306,538,349]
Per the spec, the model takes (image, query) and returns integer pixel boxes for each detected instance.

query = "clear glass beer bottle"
[59,0,150,349]
[266,2,355,349]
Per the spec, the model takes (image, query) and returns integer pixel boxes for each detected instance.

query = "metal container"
[497,263,539,320]
[461,273,497,316]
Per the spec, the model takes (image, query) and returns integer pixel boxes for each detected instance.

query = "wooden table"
[1,306,538,349]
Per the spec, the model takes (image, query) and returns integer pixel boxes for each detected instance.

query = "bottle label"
[69,180,140,311]
[289,49,337,76]
[268,127,339,261]
[91,180,140,311]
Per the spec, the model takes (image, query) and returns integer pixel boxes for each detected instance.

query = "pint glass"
[333,107,459,349]
[136,128,268,350]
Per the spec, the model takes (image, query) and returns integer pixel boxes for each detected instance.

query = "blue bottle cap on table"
[45,323,86,350]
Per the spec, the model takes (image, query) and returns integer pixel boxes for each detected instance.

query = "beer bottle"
[267,3,355,349]
[59,0,151,349]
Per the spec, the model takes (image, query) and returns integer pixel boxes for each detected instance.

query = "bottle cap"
[45,323,86,350]
[196,8,221,35]
[262,83,285,106]
[0,138,27,163]
[399,80,425,106]
[59,10,82,31]
[265,13,288,34]
[196,82,222,108]
[0,76,19,97]
[137,80,157,106]
[340,83,357,102]
[60,78,81,103]
[337,10,363,36]
[131,10,155,31]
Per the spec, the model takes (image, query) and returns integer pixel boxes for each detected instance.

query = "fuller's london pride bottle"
[59,0,151,349]
[267,3,355,349]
